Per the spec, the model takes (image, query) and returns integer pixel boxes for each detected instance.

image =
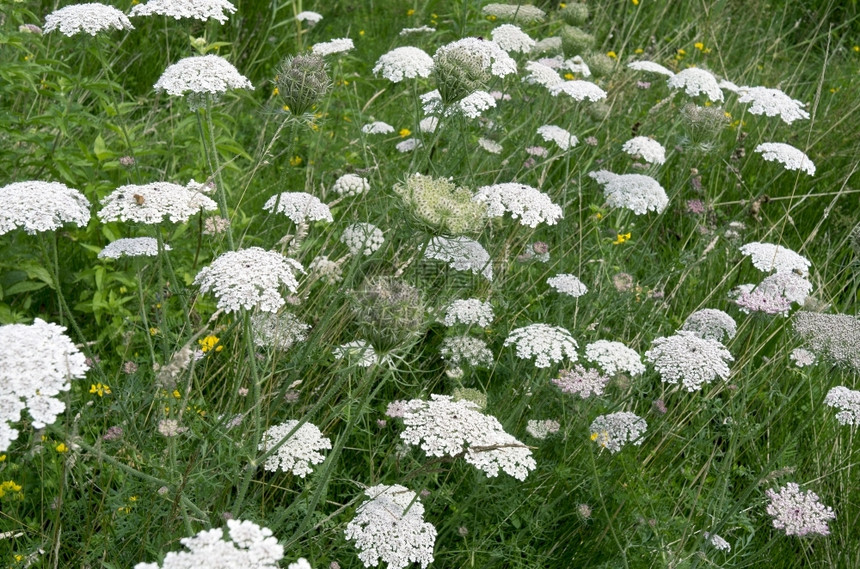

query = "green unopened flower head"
[559,3,589,26]
[452,387,487,411]
[681,102,729,140]
[274,54,331,117]
[584,51,616,78]
[352,276,426,352]
[560,25,594,56]
[587,102,611,122]
[393,173,487,235]
[432,48,490,106]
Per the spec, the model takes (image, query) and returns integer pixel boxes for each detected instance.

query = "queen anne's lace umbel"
[622,136,666,165]
[311,38,354,57]
[154,55,252,96]
[98,182,218,224]
[627,60,675,77]
[553,365,610,398]
[739,242,811,275]
[589,412,647,453]
[681,308,737,342]
[504,323,578,368]
[361,121,395,134]
[131,0,236,22]
[0,319,88,452]
[823,386,860,426]
[547,274,588,297]
[491,24,535,53]
[765,483,835,537]
[400,394,537,480]
[736,86,809,124]
[341,223,384,256]
[433,37,518,78]
[344,484,437,569]
[263,192,333,224]
[251,311,309,350]
[667,68,724,102]
[473,183,563,228]
[548,80,607,101]
[194,248,304,313]
[332,174,370,197]
[589,170,669,215]
[645,331,733,392]
[44,3,134,36]
[537,124,578,150]
[443,299,494,327]
[584,340,645,377]
[440,336,494,368]
[754,142,815,176]
[0,181,91,235]
[259,420,332,477]
[425,236,493,281]
[523,61,563,88]
[373,46,434,82]
[133,520,284,569]
[98,237,169,259]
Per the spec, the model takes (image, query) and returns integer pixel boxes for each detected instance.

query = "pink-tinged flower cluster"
[765,483,835,537]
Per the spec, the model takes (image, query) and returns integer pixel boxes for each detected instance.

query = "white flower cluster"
[259,420,332,477]
[308,255,343,284]
[756,271,812,305]
[548,80,607,101]
[526,419,560,440]
[361,121,395,134]
[425,236,493,281]
[823,386,860,426]
[482,3,546,23]
[765,483,835,537]
[793,312,860,370]
[434,37,518,78]
[0,319,89,452]
[453,90,497,119]
[622,136,666,165]
[154,55,252,96]
[589,170,669,215]
[645,331,733,392]
[44,3,133,36]
[491,24,535,53]
[131,0,236,22]
[562,56,591,77]
[98,237,169,259]
[399,25,436,36]
[589,412,647,454]
[98,181,218,224]
[504,323,578,368]
[667,68,724,102]
[537,124,578,150]
[419,117,439,133]
[733,283,793,316]
[736,86,809,124]
[754,142,815,176]
[681,308,737,342]
[477,137,503,154]
[133,520,284,569]
[553,365,610,398]
[263,192,333,224]
[704,532,731,552]
[739,242,811,275]
[396,138,422,152]
[333,340,380,367]
[332,174,370,197]
[443,299,494,327]
[194,247,304,313]
[0,181,91,235]
[344,484,437,569]
[400,394,537,480]
[311,38,354,57]
[584,340,645,377]
[627,60,675,77]
[440,336,494,368]
[790,347,816,367]
[251,311,309,350]
[473,182,563,228]
[547,274,588,298]
[295,11,322,24]
[341,223,384,256]
[523,61,563,88]
[373,46,434,82]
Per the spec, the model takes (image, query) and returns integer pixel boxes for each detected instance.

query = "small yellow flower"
[173,389,181,399]
[590,432,599,441]
[829,87,838,94]
[606,51,617,59]
[632,0,639,5]
[310,123,319,131]
[118,506,131,514]
[564,72,574,80]
[399,128,411,137]
[559,2,567,7]
[595,212,603,220]
[406,8,415,15]
[724,111,732,118]
[272,86,279,96]
[694,42,704,51]
[634,48,644,54]
[130,495,138,502]
[198,335,222,353]
[0,480,23,498]
[0,454,5,462]
[704,100,712,106]
[487,14,497,21]
[612,232,632,245]
[359,30,365,36]
[55,443,68,453]
[149,327,159,336]
[89,383,111,397]
[853,45,860,53]
[677,48,686,55]
[282,104,290,112]
[290,155,303,166]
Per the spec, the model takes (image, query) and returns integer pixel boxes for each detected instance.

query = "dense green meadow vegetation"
[1,0,860,567]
